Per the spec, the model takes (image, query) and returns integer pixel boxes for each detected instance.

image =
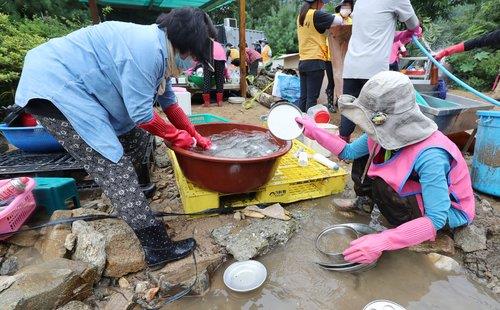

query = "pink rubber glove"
[343,217,436,264]
[434,42,465,61]
[295,116,347,156]
[395,26,423,45]
[164,103,212,149]
[138,111,194,149]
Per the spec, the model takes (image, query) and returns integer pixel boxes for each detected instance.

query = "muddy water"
[171,197,499,309]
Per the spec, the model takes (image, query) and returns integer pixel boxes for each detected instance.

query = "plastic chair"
[33,177,80,215]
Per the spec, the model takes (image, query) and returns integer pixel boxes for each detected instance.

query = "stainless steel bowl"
[315,225,359,261]
[315,223,379,273]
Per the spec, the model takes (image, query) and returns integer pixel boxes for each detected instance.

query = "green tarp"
[80,0,233,11]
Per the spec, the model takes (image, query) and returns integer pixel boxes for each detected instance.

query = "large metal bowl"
[315,225,359,261]
[171,123,292,194]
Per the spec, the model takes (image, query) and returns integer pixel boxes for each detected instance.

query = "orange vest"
[297,9,328,61]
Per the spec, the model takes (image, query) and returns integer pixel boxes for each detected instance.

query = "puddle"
[170,197,499,309]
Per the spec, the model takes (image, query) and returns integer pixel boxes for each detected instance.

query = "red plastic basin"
[171,123,292,194]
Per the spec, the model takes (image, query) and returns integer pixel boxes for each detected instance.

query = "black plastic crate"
[0,135,156,197]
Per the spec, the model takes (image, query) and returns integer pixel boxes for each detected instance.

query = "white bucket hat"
[338,71,438,150]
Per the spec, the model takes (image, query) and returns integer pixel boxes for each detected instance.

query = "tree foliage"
[0,13,86,105]
[0,0,88,20]
[425,0,499,90]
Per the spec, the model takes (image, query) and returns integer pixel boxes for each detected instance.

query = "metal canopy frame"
[83,0,246,96]
[81,0,234,12]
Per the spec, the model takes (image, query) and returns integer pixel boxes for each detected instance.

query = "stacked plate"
[315,223,377,273]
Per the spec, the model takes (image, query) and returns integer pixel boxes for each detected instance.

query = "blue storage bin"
[471,111,500,197]
[0,124,63,153]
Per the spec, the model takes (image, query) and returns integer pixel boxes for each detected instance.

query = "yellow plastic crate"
[168,140,347,214]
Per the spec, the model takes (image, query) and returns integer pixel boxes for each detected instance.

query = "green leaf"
[474,51,490,61]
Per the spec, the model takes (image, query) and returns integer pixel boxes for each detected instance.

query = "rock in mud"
[34,211,73,260]
[72,220,107,278]
[56,300,92,310]
[0,275,19,293]
[5,227,40,247]
[144,287,160,302]
[104,290,135,310]
[0,243,9,257]
[65,233,77,252]
[454,224,487,253]
[135,281,149,294]
[0,258,98,309]
[188,270,210,296]
[34,209,106,261]
[212,217,299,261]
[150,250,226,296]
[0,256,18,276]
[44,208,145,278]
[118,277,131,288]
[409,234,455,255]
[427,253,460,272]
[88,218,145,278]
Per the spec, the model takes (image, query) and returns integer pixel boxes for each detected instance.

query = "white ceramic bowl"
[223,260,267,292]
[228,96,246,104]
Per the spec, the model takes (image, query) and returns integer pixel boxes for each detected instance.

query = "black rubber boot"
[326,89,336,113]
[134,223,196,270]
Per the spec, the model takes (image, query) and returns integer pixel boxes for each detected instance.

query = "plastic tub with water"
[171,123,292,194]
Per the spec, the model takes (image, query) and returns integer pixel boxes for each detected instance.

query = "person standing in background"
[245,46,262,76]
[296,0,343,112]
[325,0,354,113]
[202,37,227,107]
[340,0,421,143]
[261,38,273,64]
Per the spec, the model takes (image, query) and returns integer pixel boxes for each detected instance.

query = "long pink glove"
[138,111,194,149]
[343,217,436,264]
[164,103,212,149]
[295,116,347,156]
[434,42,465,61]
[395,26,423,45]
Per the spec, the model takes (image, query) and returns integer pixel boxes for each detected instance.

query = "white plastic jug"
[173,88,191,115]
[303,123,338,157]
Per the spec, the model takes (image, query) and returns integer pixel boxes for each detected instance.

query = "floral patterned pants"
[35,115,161,230]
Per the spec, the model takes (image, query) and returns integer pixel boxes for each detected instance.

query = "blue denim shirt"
[340,134,469,229]
[15,21,176,162]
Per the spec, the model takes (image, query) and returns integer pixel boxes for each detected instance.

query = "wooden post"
[238,0,247,97]
[89,0,101,24]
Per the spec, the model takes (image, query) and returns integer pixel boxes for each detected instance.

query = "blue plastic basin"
[0,124,63,153]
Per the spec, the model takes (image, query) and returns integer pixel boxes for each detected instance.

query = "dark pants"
[389,61,399,71]
[325,61,334,95]
[339,78,368,137]
[352,154,422,226]
[203,60,225,93]
[298,69,325,112]
[248,59,261,76]
[27,99,159,230]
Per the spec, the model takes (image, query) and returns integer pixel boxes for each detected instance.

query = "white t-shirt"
[343,0,416,79]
